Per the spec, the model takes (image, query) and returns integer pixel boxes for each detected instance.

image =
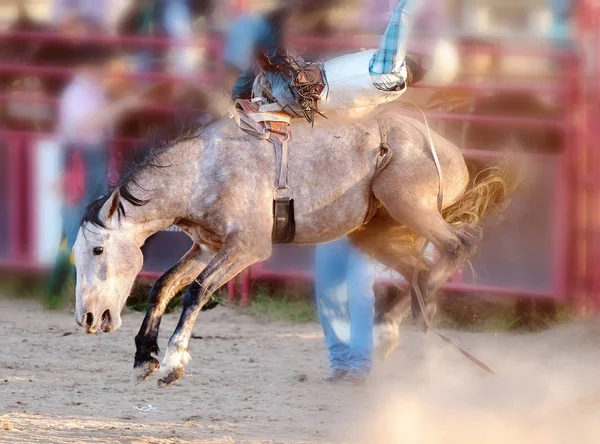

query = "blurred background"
[0,0,598,320]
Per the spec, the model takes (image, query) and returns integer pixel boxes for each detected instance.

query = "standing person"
[315,238,376,385]
[46,44,143,307]
[222,0,438,384]
[117,0,196,74]
[159,0,197,74]
[222,1,378,384]
[549,0,574,48]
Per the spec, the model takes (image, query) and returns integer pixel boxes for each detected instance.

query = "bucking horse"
[72,101,512,386]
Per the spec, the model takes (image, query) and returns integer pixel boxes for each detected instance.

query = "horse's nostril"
[83,312,94,328]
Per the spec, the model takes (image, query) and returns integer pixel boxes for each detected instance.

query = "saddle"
[230,99,295,243]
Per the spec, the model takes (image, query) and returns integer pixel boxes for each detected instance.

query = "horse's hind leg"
[372,177,480,322]
[134,244,213,383]
[158,233,270,387]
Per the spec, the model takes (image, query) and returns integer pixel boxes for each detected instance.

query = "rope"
[400,101,494,374]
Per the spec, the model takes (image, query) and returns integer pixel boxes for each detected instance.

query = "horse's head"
[73,189,143,333]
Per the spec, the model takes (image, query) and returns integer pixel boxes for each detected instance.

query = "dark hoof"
[157,366,185,387]
[133,356,160,384]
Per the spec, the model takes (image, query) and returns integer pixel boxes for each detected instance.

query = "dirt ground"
[1,297,600,444]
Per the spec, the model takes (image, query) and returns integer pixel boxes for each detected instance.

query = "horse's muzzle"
[75,308,121,334]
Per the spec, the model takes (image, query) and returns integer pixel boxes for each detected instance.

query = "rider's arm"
[223,15,262,74]
[222,15,276,100]
[221,15,262,99]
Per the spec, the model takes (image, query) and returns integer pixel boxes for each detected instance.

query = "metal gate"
[0,0,598,311]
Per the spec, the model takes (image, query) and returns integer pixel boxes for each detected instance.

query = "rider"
[223,0,449,385]
[223,0,457,117]
[223,2,330,101]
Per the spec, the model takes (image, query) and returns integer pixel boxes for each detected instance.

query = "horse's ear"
[99,188,121,223]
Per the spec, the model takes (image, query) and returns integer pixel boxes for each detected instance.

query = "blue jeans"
[62,145,108,250]
[369,0,422,91]
[315,237,376,375]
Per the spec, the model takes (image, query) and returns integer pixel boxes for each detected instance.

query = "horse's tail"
[350,159,517,276]
[443,158,517,230]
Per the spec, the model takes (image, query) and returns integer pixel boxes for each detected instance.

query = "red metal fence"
[0,1,598,311]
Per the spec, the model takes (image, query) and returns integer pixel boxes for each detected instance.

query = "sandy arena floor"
[1,297,600,443]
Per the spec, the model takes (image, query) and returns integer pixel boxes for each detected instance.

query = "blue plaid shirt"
[369,0,417,91]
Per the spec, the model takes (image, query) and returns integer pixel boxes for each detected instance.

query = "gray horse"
[73,108,510,386]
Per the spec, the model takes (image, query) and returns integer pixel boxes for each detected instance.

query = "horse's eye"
[93,247,104,256]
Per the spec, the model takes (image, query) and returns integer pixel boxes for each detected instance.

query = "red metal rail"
[0,5,595,310]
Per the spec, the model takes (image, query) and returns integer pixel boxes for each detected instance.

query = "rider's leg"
[318,0,422,113]
[369,0,422,91]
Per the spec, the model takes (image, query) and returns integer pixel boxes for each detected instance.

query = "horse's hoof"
[133,357,160,384]
[157,366,185,387]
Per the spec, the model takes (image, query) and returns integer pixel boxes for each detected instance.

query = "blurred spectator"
[46,43,143,307]
[161,0,197,73]
[117,0,157,73]
[550,0,574,46]
[117,0,198,74]
[52,0,111,31]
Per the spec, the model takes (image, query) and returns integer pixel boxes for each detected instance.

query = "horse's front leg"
[158,233,270,387]
[134,244,213,383]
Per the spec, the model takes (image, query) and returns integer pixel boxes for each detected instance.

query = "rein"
[393,102,495,375]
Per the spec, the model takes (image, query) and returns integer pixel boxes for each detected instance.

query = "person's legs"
[320,50,404,113]
[64,145,108,251]
[47,146,78,306]
[315,238,352,375]
[346,246,376,378]
[81,146,108,205]
[46,236,72,309]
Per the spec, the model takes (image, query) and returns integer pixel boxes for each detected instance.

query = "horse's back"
[284,117,384,243]
[211,113,468,244]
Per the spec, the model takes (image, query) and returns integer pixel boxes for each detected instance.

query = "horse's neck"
[122,143,199,246]
[122,183,187,248]
[130,214,177,248]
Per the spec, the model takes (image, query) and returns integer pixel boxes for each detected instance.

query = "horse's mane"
[81,112,217,229]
